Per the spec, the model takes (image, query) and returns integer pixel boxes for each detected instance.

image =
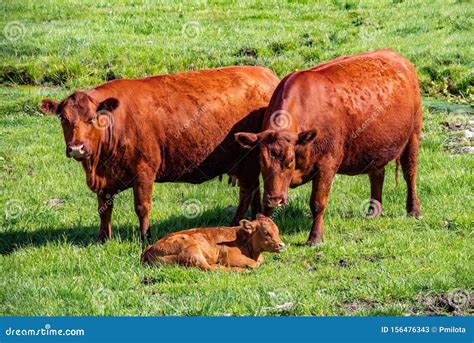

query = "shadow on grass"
[0,205,310,255]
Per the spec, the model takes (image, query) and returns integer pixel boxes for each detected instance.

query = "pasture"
[0,0,473,316]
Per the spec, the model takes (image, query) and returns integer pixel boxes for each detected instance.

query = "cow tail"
[395,158,400,189]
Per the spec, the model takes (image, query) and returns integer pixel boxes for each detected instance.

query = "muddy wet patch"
[432,101,474,154]
[344,299,381,313]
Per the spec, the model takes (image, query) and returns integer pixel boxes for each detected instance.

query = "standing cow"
[236,50,422,245]
[41,66,279,242]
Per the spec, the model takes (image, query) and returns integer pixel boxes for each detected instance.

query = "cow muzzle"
[274,242,285,252]
[264,195,288,208]
[67,144,89,160]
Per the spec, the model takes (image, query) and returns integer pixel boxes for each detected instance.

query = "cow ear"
[235,132,258,149]
[40,99,60,115]
[296,130,317,145]
[97,98,119,113]
[239,219,255,233]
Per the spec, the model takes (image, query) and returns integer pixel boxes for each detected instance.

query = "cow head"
[41,92,119,161]
[235,129,316,209]
[239,214,285,253]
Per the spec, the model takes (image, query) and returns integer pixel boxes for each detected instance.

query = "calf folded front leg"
[308,167,336,246]
[133,178,154,242]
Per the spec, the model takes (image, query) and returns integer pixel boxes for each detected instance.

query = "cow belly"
[339,115,413,174]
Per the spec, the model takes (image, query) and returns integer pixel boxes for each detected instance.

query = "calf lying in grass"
[141,214,284,271]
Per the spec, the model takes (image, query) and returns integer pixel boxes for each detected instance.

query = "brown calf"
[236,50,422,245]
[141,214,284,271]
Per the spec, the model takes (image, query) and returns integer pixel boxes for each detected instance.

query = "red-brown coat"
[141,214,284,271]
[41,66,279,241]
[236,50,422,245]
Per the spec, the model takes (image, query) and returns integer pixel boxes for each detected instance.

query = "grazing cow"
[236,50,422,245]
[141,214,284,271]
[40,66,279,242]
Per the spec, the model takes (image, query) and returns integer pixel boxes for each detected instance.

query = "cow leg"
[367,167,385,217]
[133,179,154,242]
[250,183,262,218]
[401,133,421,218]
[97,192,114,242]
[262,205,275,218]
[307,168,336,245]
[230,177,259,225]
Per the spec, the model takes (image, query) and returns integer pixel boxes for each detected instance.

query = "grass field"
[1,0,473,316]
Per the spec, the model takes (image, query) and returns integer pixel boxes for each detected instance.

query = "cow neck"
[82,125,119,193]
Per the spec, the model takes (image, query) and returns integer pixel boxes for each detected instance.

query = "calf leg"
[308,167,336,245]
[97,192,114,242]
[133,178,154,242]
[367,167,385,217]
[177,245,213,271]
[401,133,421,217]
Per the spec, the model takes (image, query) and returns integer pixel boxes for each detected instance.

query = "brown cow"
[236,50,422,245]
[141,214,284,271]
[40,66,279,242]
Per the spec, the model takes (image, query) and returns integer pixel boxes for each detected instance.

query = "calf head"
[239,214,285,253]
[235,129,316,209]
[41,92,119,161]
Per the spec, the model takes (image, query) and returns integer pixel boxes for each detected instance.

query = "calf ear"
[296,130,317,145]
[97,98,119,113]
[239,219,255,234]
[235,132,258,149]
[40,99,60,115]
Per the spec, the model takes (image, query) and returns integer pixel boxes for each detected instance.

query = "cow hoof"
[408,211,422,219]
[97,236,108,244]
[306,238,323,246]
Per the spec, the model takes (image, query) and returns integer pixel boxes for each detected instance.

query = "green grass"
[0,0,473,316]
[1,0,473,100]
